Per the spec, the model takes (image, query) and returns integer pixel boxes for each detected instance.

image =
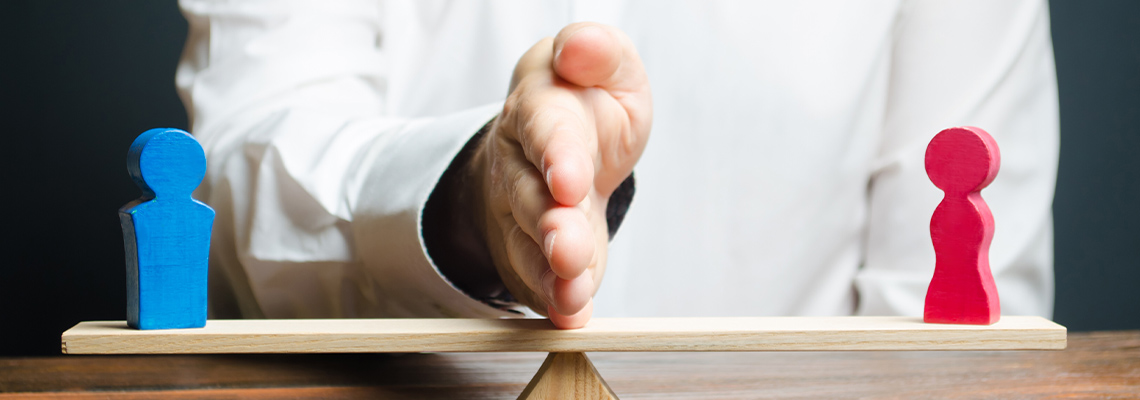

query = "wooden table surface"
[2,331,1136,399]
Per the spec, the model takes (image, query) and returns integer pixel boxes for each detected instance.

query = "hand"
[469,22,652,328]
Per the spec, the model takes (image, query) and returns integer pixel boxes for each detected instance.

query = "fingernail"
[541,270,558,302]
[545,166,556,192]
[543,230,557,258]
[554,27,587,61]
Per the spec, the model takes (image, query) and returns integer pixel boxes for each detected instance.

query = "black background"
[1,1,1138,356]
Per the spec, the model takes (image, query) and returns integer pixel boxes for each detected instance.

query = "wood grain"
[518,352,617,400]
[6,331,1135,399]
[61,316,1065,354]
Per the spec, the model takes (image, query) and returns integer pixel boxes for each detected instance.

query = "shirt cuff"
[349,103,516,318]
[349,103,637,318]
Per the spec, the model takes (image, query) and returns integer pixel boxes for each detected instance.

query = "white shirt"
[177,0,1058,320]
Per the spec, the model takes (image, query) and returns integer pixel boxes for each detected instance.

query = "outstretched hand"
[470,22,653,328]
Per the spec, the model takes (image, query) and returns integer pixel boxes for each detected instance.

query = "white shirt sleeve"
[856,0,1059,317]
[177,0,515,319]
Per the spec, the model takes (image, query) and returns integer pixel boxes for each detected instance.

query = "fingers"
[552,269,594,315]
[485,22,653,328]
[511,99,596,207]
[502,223,593,315]
[491,144,595,279]
[537,206,595,280]
[488,137,596,316]
[500,225,556,305]
[505,37,595,206]
[506,23,652,204]
[550,22,652,196]
[549,298,593,329]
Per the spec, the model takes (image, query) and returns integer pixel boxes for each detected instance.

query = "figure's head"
[127,128,206,198]
[925,126,1000,194]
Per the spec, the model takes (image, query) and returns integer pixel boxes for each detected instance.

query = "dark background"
[1,1,1138,356]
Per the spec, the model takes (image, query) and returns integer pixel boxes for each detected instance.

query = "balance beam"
[61,316,1065,355]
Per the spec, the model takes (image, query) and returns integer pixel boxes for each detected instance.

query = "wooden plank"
[61,316,1065,355]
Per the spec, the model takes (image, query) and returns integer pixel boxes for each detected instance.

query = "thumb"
[552,23,653,196]
[552,23,648,95]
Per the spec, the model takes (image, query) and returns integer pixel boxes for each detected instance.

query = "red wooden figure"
[924,126,1001,325]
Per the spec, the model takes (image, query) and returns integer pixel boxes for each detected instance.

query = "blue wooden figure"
[119,128,214,330]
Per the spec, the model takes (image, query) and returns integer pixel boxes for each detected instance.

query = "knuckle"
[506,167,529,212]
[503,225,528,267]
[487,159,513,214]
[538,268,556,300]
[532,105,585,142]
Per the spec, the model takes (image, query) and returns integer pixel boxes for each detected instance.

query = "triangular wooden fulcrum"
[518,352,618,400]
